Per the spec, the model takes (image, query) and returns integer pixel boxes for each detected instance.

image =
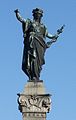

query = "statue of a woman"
[14,8,64,81]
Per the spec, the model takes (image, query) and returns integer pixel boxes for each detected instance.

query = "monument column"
[14,7,64,120]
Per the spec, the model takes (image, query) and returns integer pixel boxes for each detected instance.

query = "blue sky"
[0,0,76,120]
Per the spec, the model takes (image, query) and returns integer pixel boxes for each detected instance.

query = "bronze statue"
[14,8,64,81]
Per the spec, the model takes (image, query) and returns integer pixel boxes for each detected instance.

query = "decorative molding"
[17,94,51,113]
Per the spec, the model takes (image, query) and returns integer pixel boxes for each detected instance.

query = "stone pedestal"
[17,81,52,120]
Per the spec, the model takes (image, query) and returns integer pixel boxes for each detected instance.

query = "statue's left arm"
[46,25,65,47]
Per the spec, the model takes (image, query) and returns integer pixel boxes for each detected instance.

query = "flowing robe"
[22,19,48,80]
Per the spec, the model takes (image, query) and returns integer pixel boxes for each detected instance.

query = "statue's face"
[33,13,42,20]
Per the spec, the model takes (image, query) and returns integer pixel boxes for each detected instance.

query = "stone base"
[22,80,46,95]
[17,81,52,120]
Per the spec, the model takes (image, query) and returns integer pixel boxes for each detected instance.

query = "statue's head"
[32,8,43,20]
